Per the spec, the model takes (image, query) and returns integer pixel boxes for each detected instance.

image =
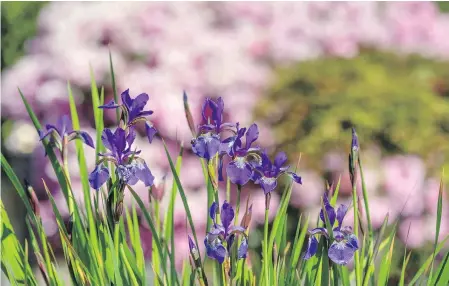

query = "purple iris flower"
[304,194,359,265]
[252,151,302,194]
[204,201,248,263]
[191,97,235,160]
[218,123,261,186]
[88,127,154,189]
[39,115,94,152]
[99,89,157,143]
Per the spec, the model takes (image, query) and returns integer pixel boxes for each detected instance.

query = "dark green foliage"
[255,49,449,171]
[1,1,47,69]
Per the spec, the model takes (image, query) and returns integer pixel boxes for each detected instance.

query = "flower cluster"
[204,201,248,263]
[89,89,156,190]
[39,115,94,154]
[191,97,302,195]
[304,193,359,265]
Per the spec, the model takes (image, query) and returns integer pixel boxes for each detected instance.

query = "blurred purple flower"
[39,115,95,151]
[100,89,157,143]
[304,194,358,265]
[89,127,154,189]
[252,151,302,194]
[219,123,260,186]
[204,201,248,263]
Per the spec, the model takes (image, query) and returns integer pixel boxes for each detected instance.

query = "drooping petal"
[346,234,359,250]
[328,240,357,265]
[89,165,110,189]
[116,164,136,184]
[221,201,234,232]
[99,100,120,109]
[39,129,54,141]
[192,133,220,160]
[132,160,155,187]
[274,152,288,168]
[320,194,336,226]
[336,204,349,228]
[204,237,227,264]
[259,176,277,195]
[245,123,259,149]
[288,172,302,184]
[228,225,246,235]
[209,202,218,222]
[69,131,95,148]
[238,238,248,259]
[304,236,319,260]
[309,227,328,236]
[226,158,253,186]
[145,122,157,143]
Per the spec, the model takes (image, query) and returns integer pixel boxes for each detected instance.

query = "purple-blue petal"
[245,123,259,149]
[99,100,120,109]
[89,165,110,189]
[336,204,349,227]
[288,172,302,184]
[192,133,220,160]
[145,122,157,143]
[221,201,234,232]
[57,115,72,136]
[304,236,319,260]
[204,237,227,264]
[320,201,336,227]
[188,235,196,252]
[114,128,127,155]
[101,129,115,153]
[328,240,357,265]
[274,152,288,168]
[71,131,95,149]
[259,176,277,195]
[238,238,248,259]
[132,160,154,187]
[226,159,253,186]
[209,202,218,221]
[121,89,133,109]
[346,234,359,250]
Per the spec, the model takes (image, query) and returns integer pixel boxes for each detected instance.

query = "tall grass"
[1,55,448,286]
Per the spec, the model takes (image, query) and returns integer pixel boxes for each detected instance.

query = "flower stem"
[62,136,74,219]
[352,181,361,286]
[263,208,270,286]
[235,184,242,226]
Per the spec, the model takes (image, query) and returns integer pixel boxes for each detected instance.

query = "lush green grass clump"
[1,53,448,286]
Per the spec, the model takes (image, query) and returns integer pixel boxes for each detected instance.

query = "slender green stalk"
[352,182,362,286]
[226,177,231,203]
[61,136,74,219]
[263,209,270,286]
[235,185,242,226]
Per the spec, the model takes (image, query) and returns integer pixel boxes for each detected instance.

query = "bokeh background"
[2,2,449,284]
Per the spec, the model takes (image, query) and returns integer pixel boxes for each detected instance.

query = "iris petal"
[226,159,253,186]
[89,165,110,189]
[328,240,357,265]
[274,152,288,168]
[70,131,95,148]
[145,122,157,143]
[238,238,248,259]
[245,123,259,149]
[99,100,120,109]
[304,236,319,260]
[336,204,349,228]
[221,201,234,232]
[133,160,155,187]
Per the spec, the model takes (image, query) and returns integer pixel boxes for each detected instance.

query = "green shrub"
[255,49,449,172]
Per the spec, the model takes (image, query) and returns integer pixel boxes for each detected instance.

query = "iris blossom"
[219,123,260,186]
[99,89,157,143]
[191,97,235,160]
[304,194,359,265]
[204,201,248,263]
[252,151,302,194]
[39,115,94,152]
[88,127,154,189]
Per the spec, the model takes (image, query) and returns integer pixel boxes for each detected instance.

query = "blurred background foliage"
[1,1,47,69]
[255,49,449,175]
